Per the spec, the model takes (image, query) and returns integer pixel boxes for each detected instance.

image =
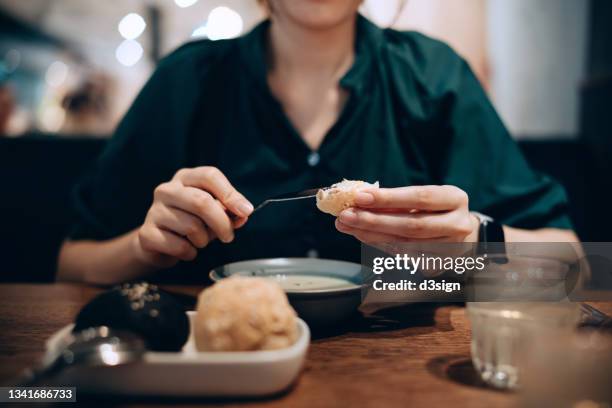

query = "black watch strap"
[472,212,507,263]
[480,218,505,243]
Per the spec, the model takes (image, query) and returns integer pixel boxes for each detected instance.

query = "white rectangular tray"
[44,311,310,397]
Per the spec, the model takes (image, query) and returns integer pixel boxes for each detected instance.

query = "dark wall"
[587,0,612,78]
[518,139,605,241]
[0,135,609,282]
[581,0,612,172]
[0,136,103,282]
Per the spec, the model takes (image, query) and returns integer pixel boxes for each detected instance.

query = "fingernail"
[237,201,254,217]
[355,192,374,205]
[339,209,357,225]
[335,219,349,231]
[222,232,235,243]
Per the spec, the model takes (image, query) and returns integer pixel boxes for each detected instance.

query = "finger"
[153,205,211,248]
[183,189,235,243]
[206,226,218,241]
[335,219,451,244]
[233,216,248,229]
[354,185,468,211]
[338,208,473,239]
[336,219,407,243]
[175,167,253,217]
[139,226,197,262]
[156,184,235,243]
[336,220,453,243]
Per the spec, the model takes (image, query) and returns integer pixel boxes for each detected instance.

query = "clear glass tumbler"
[466,302,580,390]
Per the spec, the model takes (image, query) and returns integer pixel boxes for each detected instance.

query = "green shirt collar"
[239,14,383,96]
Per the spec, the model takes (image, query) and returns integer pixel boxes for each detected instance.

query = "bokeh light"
[118,13,146,40]
[45,61,69,88]
[175,0,198,8]
[115,40,144,67]
[206,6,243,41]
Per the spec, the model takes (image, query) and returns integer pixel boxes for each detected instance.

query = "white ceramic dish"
[44,311,310,397]
[209,258,364,326]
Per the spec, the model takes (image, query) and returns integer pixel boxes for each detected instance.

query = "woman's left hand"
[335,185,480,244]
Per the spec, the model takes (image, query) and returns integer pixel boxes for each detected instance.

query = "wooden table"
[1,284,610,408]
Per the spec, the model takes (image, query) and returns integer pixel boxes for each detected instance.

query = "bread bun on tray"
[316,179,379,216]
[194,277,298,351]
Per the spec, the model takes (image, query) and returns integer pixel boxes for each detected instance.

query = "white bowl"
[44,311,310,397]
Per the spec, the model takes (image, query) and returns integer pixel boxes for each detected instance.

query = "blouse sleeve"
[439,57,573,230]
[69,45,208,240]
[394,32,574,230]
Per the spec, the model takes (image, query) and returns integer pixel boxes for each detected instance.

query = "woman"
[57,0,577,284]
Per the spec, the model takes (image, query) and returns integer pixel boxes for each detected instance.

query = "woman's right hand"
[135,167,253,268]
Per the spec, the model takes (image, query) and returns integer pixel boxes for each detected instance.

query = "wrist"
[465,213,481,243]
[132,229,159,269]
[132,228,178,270]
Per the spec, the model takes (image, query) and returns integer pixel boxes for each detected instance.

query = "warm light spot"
[40,105,65,132]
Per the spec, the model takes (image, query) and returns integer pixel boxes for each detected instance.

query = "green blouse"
[71,16,572,282]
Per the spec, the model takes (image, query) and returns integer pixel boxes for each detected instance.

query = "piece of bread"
[316,179,380,216]
[194,277,298,351]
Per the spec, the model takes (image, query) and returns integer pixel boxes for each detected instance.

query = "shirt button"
[306,249,319,258]
[307,152,320,167]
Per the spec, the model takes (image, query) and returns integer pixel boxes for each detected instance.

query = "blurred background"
[0,0,611,281]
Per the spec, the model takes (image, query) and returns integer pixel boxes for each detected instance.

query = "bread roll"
[316,179,379,216]
[194,277,298,351]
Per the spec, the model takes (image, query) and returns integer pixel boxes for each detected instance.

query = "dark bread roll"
[74,282,189,352]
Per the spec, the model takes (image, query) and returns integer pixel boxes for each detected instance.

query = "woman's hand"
[335,185,479,244]
[136,167,253,268]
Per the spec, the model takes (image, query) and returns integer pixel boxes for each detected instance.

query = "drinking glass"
[466,302,580,390]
